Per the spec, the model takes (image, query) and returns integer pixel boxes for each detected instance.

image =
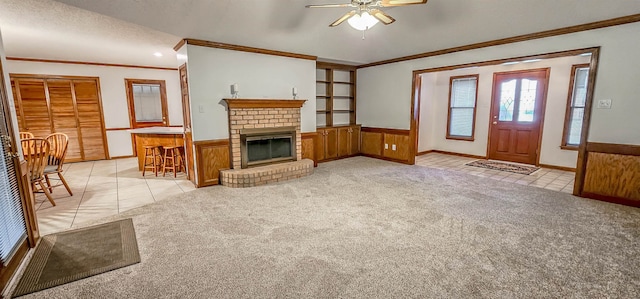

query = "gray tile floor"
[35,157,195,235]
[35,153,576,236]
[415,153,575,193]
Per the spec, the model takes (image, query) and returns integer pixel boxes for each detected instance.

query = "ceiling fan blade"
[369,9,396,25]
[379,0,427,7]
[329,11,357,27]
[306,3,352,8]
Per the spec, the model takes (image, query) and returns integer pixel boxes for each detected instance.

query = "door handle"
[492,121,497,125]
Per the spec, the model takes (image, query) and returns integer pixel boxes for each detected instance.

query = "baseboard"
[538,163,576,172]
[416,150,433,156]
[359,153,413,165]
[581,192,640,208]
[317,153,361,164]
[423,150,486,160]
[109,155,136,160]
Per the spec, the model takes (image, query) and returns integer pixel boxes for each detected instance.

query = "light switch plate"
[597,99,612,109]
[392,144,397,151]
[384,143,388,149]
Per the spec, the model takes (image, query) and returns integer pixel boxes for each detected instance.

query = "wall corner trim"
[175,38,318,61]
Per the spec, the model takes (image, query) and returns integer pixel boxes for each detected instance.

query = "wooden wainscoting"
[360,127,412,164]
[578,142,640,207]
[301,132,317,167]
[194,139,230,187]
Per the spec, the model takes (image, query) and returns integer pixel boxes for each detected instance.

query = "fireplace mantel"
[224,99,306,109]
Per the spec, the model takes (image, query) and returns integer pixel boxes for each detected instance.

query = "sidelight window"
[447,75,479,141]
[562,64,589,149]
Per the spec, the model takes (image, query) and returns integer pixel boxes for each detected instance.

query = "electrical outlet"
[384,143,388,149]
[392,144,397,151]
[597,99,612,109]
[198,105,204,113]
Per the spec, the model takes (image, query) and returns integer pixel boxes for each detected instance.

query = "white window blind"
[448,77,478,138]
[566,67,589,146]
[0,105,27,265]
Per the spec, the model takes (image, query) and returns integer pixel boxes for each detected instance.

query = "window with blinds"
[125,79,168,129]
[0,90,27,266]
[447,75,479,140]
[562,65,589,149]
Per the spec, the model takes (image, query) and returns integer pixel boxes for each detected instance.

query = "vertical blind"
[0,81,26,265]
[449,77,478,137]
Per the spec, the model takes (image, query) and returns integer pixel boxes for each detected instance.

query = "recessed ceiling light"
[153,52,163,57]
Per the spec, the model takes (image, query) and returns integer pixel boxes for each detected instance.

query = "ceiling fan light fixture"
[347,11,379,31]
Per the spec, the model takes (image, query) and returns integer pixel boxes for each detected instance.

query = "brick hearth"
[221,99,311,187]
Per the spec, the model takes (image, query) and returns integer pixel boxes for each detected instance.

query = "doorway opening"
[410,47,600,194]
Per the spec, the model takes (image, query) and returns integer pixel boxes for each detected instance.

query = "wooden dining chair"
[19,132,34,140]
[44,133,73,196]
[21,138,56,206]
[19,132,34,154]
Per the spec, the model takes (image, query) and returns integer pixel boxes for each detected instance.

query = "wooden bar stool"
[142,146,163,176]
[162,146,183,177]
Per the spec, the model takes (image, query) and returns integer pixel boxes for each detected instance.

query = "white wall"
[0,29,21,156]
[417,72,436,152]
[4,60,182,157]
[185,45,316,141]
[418,55,590,168]
[358,22,640,146]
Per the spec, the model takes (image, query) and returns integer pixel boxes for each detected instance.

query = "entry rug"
[466,160,540,175]
[12,218,140,297]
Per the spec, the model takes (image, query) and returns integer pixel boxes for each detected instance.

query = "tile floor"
[415,152,576,193]
[35,153,576,236]
[34,157,195,235]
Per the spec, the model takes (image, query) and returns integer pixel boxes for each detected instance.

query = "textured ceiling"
[1,0,639,67]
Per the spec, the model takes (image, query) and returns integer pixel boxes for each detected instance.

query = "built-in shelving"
[316,62,356,127]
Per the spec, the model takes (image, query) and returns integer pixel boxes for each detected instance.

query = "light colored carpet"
[11,157,640,298]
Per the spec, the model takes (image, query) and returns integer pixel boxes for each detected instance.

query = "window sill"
[446,136,474,142]
[560,145,579,151]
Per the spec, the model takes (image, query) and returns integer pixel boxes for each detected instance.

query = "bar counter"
[129,127,184,171]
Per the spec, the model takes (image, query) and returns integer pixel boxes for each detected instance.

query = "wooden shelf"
[316,63,356,127]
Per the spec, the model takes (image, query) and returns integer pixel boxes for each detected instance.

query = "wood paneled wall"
[194,139,230,187]
[578,142,640,207]
[301,132,317,166]
[360,127,412,164]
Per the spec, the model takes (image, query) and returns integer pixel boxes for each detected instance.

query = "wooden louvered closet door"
[47,80,82,160]
[11,75,107,162]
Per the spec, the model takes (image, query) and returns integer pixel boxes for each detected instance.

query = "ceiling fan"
[306,0,427,31]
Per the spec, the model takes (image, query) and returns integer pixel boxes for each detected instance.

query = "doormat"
[466,160,540,175]
[12,218,140,297]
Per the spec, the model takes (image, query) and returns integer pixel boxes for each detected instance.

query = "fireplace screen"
[240,128,296,168]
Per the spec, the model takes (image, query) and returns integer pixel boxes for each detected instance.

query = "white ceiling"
[1,0,639,68]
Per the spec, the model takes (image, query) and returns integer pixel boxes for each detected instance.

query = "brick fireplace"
[221,99,313,187]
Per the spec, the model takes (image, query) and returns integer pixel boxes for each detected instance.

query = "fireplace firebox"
[240,127,296,168]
